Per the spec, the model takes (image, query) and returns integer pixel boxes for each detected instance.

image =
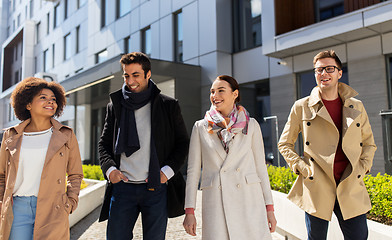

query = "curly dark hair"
[10,77,67,121]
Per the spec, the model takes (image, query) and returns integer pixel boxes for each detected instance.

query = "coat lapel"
[222,133,244,169]
[207,130,227,162]
[43,119,69,166]
[342,101,361,137]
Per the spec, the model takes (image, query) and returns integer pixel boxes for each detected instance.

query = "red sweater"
[322,97,349,184]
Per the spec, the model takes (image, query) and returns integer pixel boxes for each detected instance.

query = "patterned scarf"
[204,104,250,153]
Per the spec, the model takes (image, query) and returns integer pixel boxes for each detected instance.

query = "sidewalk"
[70,191,285,240]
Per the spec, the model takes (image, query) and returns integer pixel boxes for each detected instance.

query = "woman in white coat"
[183,75,277,240]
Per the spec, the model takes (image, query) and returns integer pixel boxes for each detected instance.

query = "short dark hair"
[120,52,151,78]
[216,75,241,103]
[313,50,342,69]
[11,77,67,121]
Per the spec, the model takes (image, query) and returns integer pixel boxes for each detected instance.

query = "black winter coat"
[98,89,189,220]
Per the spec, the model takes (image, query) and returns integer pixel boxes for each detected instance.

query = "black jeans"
[305,200,368,240]
[107,182,168,240]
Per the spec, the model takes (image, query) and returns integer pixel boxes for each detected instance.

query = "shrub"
[83,164,105,181]
[268,165,392,225]
[267,165,296,194]
[364,173,392,225]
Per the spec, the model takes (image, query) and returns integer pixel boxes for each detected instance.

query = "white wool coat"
[185,118,273,240]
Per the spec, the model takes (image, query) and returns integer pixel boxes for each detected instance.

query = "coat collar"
[308,82,358,107]
[10,118,68,134]
[5,118,70,160]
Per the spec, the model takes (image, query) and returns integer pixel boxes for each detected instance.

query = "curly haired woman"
[0,77,83,240]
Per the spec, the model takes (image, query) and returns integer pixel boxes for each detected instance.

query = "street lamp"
[263,116,281,167]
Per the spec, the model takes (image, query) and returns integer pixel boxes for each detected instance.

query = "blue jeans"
[107,182,168,240]
[9,196,37,240]
[305,200,368,240]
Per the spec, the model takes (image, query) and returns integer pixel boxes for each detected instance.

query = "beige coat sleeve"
[278,103,312,178]
[358,104,377,174]
[66,130,84,213]
[0,131,8,209]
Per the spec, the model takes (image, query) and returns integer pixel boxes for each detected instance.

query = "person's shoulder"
[295,96,311,106]
[158,93,178,103]
[346,97,365,110]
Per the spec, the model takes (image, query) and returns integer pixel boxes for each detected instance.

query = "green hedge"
[267,165,392,225]
[83,164,105,181]
[364,173,392,225]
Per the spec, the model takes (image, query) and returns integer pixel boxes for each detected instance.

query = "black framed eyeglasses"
[313,65,340,74]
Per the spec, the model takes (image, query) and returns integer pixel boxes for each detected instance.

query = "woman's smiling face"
[210,79,238,117]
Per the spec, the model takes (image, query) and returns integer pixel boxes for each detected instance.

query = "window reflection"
[233,0,262,52]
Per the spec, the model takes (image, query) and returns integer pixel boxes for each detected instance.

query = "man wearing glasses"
[278,50,376,240]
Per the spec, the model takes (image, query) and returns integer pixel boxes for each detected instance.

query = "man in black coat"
[98,52,189,240]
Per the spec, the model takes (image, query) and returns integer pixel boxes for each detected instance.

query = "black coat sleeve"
[98,103,117,179]
[163,100,189,174]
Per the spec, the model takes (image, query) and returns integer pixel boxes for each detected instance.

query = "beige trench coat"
[185,118,273,240]
[278,83,376,221]
[0,118,83,240]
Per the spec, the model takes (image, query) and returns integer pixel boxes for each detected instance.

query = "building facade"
[0,0,391,174]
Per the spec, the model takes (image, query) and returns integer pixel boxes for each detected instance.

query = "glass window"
[54,3,60,28]
[43,48,49,71]
[124,36,130,53]
[233,0,262,52]
[30,0,34,18]
[52,43,55,68]
[78,0,87,9]
[174,11,183,62]
[240,80,279,165]
[381,56,392,174]
[64,0,69,19]
[96,49,108,64]
[315,0,344,22]
[297,66,348,99]
[387,56,392,108]
[35,21,40,43]
[76,25,80,53]
[17,14,20,28]
[14,45,18,61]
[117,0,131,18]
[64,33,71,60]
[46,13,50,34]
[14,71,18,85]
[142,27,151,57]
[101,0,110,27]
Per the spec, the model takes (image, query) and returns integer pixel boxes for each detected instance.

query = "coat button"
[360,143,363,146]
[349,105,354,108]
[218,186,222,189]
[357,175,361,178]
[55,205,60,210]
[65,203,70,208]
[309,176,314,180]
[307,122,311,126]
[57,179,62,184]
[356,123,360,127]
[60,152,64,156]
[7,161,10,165]
[236,168,240,172]
[305,141,310,145]
[237,184,240,188]
[310,157,314,161]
